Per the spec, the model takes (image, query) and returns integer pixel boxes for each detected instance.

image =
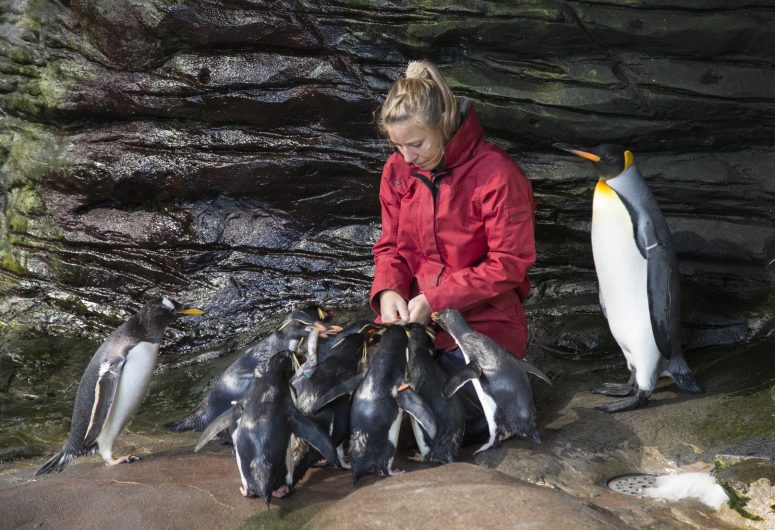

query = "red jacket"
[370,106,536,358]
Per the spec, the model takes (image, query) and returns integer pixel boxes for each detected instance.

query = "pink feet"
[272,484,291,498]
[105,455,140,466]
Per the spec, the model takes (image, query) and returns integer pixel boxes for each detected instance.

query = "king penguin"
[35,297,204,475]
[554,143,703,412]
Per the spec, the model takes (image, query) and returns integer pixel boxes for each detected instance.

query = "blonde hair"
[379,60,459,141]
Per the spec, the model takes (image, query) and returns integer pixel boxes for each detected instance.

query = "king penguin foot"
[592,382,634,397]
[596,390,650,413]
[105,455,141,466]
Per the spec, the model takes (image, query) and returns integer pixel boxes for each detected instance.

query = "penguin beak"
[177,306,205,315]
[553,143,601,162]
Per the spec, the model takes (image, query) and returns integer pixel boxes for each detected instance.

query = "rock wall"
[1,0,773,360]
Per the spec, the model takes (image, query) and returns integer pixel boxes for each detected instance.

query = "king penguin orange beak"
[553,143,601,162]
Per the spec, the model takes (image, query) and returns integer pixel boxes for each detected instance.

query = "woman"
[370,60,536,441]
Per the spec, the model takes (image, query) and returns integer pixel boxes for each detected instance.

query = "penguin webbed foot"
[592,382,634,397]
[407,451,430,463]
[272,484,292,498]
[105,455,141,466]
[596,390,650,413]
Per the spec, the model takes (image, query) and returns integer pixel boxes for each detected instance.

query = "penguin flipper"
[312,373,365,413]
[442,362,482,399]
[518,359,552,386]
[290,410,338,466]
[646,244,681,361]
[83,358,125,447]
[395,387,437,440]
[195,403,243,452]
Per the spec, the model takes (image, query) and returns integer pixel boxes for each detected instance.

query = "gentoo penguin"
[554,143,703,412]
[315,323,437,484]
[404,322,464,463]
[194,350,338,506]
[35,298,204,475]
[166,305,336,433]
[290,320,379,482]
[433,309,551,454]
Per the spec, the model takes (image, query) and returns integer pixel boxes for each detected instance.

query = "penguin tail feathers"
[666,357,704,394]
[34,451,76,476]
[671,371,704,394]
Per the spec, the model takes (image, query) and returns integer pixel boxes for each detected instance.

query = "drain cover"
[607,473,658,496]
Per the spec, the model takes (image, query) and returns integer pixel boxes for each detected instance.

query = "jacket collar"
[440,101,484,171]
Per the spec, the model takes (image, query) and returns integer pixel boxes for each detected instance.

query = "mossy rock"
[715,458,775,522]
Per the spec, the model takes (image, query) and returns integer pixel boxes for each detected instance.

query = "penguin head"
[553,143,634,179]
[136,298,204,338]
[431,308,468,335]
[255,349,294,379]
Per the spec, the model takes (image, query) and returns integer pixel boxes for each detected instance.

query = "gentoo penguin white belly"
[96,341,160,460]
[591,179,661,392]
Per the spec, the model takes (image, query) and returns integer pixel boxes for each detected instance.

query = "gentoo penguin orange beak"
[177,307,205,315]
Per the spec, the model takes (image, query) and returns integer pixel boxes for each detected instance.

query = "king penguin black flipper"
[554,143,703,412]
[35,298,204,476]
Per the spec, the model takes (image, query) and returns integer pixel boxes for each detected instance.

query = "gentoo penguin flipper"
[290,411,338,466]
[195,403,243,452]
[442,362,483,399]
[83,357,125,446]
[394,386,437,439]
[312,372,365,413]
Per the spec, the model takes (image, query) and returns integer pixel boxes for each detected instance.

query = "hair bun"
[405,61,429,79]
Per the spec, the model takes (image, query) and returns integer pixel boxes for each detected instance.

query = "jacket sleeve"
[423,162,535,312]
[369,161,413,313]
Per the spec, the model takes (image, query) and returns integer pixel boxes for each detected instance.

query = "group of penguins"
[32,299,551,506]
[32,143,708,506]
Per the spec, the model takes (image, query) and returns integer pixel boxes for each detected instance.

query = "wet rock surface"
[0,0,773,349]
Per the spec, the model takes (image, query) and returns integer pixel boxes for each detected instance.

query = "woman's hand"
[408,293,432,325]
[379,290,409,323]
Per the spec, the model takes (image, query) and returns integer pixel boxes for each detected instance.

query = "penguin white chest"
[96,341,160,454]
[591,181,657,364]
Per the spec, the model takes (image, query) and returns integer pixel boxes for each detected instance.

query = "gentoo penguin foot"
[596,390,650,413]
[272,485,292,498]
[381,467,405,477]
[592,382,634,397]
[105,455,141,466]
[312,458,328,468]
[337,456,352,470]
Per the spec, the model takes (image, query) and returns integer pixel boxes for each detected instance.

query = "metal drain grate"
[607,473,658,496]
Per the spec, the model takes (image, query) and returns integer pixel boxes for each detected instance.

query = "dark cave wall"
[1,0,773,358]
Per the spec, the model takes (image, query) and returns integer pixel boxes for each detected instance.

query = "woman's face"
[385,120,445,171]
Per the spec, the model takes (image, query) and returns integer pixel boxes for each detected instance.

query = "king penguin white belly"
[592,179,661,392]
[96,341,160,460]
